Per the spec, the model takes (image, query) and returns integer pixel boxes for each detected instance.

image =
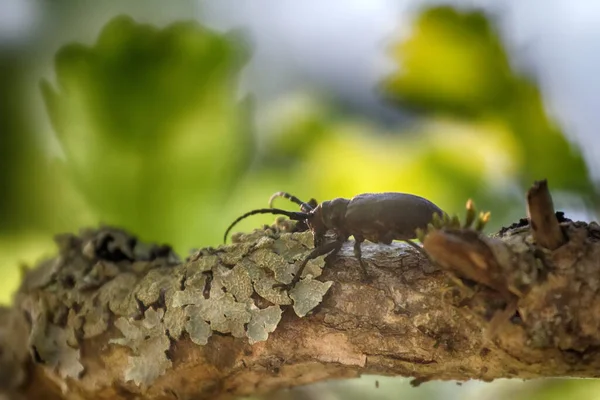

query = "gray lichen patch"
[19,257,62,292]
[111,309,172,386]
[255,236,276,249]
[79,302,110,339]
[44,324,86,379]
[123,335,172,387]
[188,255,219,275]
[241,260,291,305]
[271,233,312,261]
[79,261,121,290]
[133,267,184,308]
[29,315,85,380]
[184,294,252,338]
[184,308,212,345]
[247,232,325,283]
[15,224,338,392]
[289,278,334,317]
[185,271,207,290]
[301,258,325,279]
[171,288,204,307]
[14,227,183,389]
[247,305,282,344]
[163,307,186,339]
[22,294,85,380]
[249,249,296,284]
[184,255,218,291]
[171,286,251,338]
[98,272,139,317]
[111,308,163,350]
[224,230,330,314]
[231,227,277,244]
[291,231,315,249]
[218,242,254,265]
[212,264,253,302]
[252,277,293,306]
[171,283,280,344]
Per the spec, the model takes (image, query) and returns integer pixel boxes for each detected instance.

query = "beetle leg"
[402,239,430,258]
[402,239,445,275]
[274,239,344,290]
[352,236,371,281]
[403,239,437,266]
[313,233,325,248]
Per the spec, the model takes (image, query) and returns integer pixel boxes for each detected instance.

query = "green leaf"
[381,5,597,205]
[382,6,514,117]
[41,16,254,251]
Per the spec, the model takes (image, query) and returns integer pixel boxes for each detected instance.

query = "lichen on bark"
[5,182,600,400]
[11,221,330,393]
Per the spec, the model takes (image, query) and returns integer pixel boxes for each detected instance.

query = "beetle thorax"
[319,198,350,231]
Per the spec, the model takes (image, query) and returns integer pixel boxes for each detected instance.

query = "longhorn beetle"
[224,192,445,288]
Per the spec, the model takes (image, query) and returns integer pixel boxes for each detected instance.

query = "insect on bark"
[224,191,445,288]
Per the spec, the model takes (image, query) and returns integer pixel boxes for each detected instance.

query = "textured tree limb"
[2,182,600,400]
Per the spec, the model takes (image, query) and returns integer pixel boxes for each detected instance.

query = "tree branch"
[2,182,600,400]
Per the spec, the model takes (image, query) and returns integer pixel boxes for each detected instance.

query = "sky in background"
[1,0,600,178]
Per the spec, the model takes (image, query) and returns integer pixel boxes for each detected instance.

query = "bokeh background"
[2,0,600,398]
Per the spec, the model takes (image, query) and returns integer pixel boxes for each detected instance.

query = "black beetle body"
[224,192,445,288]
[312,193,444,245]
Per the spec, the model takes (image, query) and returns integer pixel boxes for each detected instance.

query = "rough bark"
[2,181,600,400]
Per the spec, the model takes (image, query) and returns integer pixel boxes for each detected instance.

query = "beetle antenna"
[268,191,314,212]
[224,208,309,243]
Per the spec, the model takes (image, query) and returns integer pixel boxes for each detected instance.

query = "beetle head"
[306,198,349,246]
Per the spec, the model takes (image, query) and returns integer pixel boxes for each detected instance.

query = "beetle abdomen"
[344,192,444,241]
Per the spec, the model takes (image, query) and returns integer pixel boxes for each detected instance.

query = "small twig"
[526,179,566,250]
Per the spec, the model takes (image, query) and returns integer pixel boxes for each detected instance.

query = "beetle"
[224,192,445,288]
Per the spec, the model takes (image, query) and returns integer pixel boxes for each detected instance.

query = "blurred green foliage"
[385,7,514,116]
[1,6,598,307]
[517,379,600,400]
[1,40,101,299]
[383,6,595,200]
[40,15,253,250]
[0,53,74,235]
